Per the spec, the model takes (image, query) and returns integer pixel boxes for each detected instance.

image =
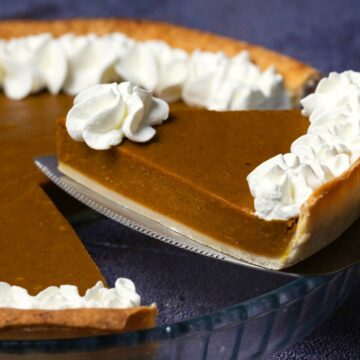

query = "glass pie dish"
[1,185,359,359]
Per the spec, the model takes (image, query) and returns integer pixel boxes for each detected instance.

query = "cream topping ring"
[0,32,290,109]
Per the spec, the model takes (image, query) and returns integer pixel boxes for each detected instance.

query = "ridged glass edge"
[1,266,358,353]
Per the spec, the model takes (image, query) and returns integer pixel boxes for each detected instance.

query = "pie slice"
[0,18,321,336]
[57,101,360,270]
[57,108,306,267]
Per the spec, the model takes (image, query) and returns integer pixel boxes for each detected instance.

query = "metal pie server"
[35,155,360,277]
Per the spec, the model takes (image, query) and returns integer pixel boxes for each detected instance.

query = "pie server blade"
[35,155,360,278]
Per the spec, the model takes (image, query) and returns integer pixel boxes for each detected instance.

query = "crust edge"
[284,159,360,267]
[0,305,157,333]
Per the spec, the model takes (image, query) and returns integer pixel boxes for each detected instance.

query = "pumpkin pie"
[0,18,321,337]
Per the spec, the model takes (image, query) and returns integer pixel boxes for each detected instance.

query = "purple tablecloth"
[2,0,360,358]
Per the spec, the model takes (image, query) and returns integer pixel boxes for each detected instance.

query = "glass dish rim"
[0,272,333,353]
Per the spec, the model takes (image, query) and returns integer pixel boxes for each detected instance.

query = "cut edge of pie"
[57,161,292,269]
[57,156,360,270]
[286,158,360,267]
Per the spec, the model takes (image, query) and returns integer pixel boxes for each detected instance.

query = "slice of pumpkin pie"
[58,72,360,270]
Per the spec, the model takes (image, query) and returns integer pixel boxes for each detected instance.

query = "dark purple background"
[3,1,360,358]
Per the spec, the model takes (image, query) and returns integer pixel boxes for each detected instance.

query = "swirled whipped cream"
[247,71,360,220]
[59,34,124,95]
[116,40,189,103]
[0,278,140,310]
[182,50,290,110]
[0,33,67,99]
[66,81,169,150]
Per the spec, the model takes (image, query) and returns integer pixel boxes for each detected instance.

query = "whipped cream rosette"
[66,81,169,150]
[116,40,189,103]
[59,33,121,95]
[0,33,67,99]
[182,50,290,110]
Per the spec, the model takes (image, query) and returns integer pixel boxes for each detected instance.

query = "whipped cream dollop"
[116,40,189,103]
[0,33,67,99]
[247,71,360,220]
[59,34,125,95]
[182,50,290,110]
[0,278,140,310]
[66,81,169,150]
[247,153,333,220]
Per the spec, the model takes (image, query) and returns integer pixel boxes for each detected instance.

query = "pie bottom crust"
[0,305,157,338]
[59,160,360,270]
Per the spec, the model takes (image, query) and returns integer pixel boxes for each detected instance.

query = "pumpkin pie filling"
[57,109,309,259]
[0,94,156,338]
[0,94,105,294]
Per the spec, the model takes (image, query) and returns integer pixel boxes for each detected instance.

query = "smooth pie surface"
[0,94,106,295]
[57,109,309,258]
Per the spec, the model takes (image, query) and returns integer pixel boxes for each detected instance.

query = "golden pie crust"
[0,306,157,339]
